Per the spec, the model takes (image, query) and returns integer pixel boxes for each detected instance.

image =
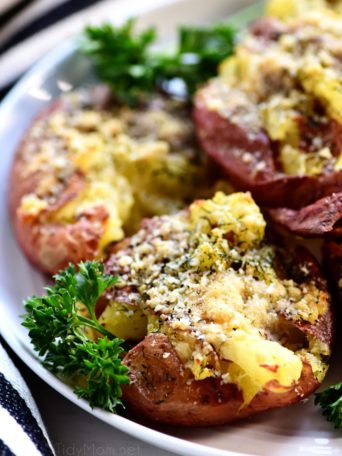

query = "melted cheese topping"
[103,192,330,405]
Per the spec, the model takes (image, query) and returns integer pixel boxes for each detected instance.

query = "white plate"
[0,1,341,455]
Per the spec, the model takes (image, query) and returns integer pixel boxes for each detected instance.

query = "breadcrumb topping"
[104,192,330,403]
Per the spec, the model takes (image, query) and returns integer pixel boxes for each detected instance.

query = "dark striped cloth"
[0,0,103,97]
[0,344,54,455]
[0,0,102,54]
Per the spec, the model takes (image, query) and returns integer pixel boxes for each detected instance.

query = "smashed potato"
[100,192,333,426]
[9,87,219,274]
[194,11,342,235]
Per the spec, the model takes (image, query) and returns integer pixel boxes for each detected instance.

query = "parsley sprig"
[22,261,129,412]
[82,19,235,105]
[315,382,342,428]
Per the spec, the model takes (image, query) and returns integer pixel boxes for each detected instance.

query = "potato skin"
[13,203,107,275]
[268,192,342,237]
[8,104,107,274]
[123,333,319,427]
[193,84,342,210]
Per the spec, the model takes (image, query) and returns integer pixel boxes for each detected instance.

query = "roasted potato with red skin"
[100,192,333,427]
[193,14,342,235]
[194,85,342,209]
[121,247,333,426]
[9,87,214,274]
[122,333,321,426]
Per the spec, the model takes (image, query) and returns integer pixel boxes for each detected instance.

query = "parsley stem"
[77,314,114,339]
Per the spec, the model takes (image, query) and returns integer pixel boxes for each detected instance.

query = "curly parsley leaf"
[82,19,235,105]
[73,338,128,412]
[315,382,342,428]
[82,19,157,105]
[22,261,129,412]
[161,23,236,95]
